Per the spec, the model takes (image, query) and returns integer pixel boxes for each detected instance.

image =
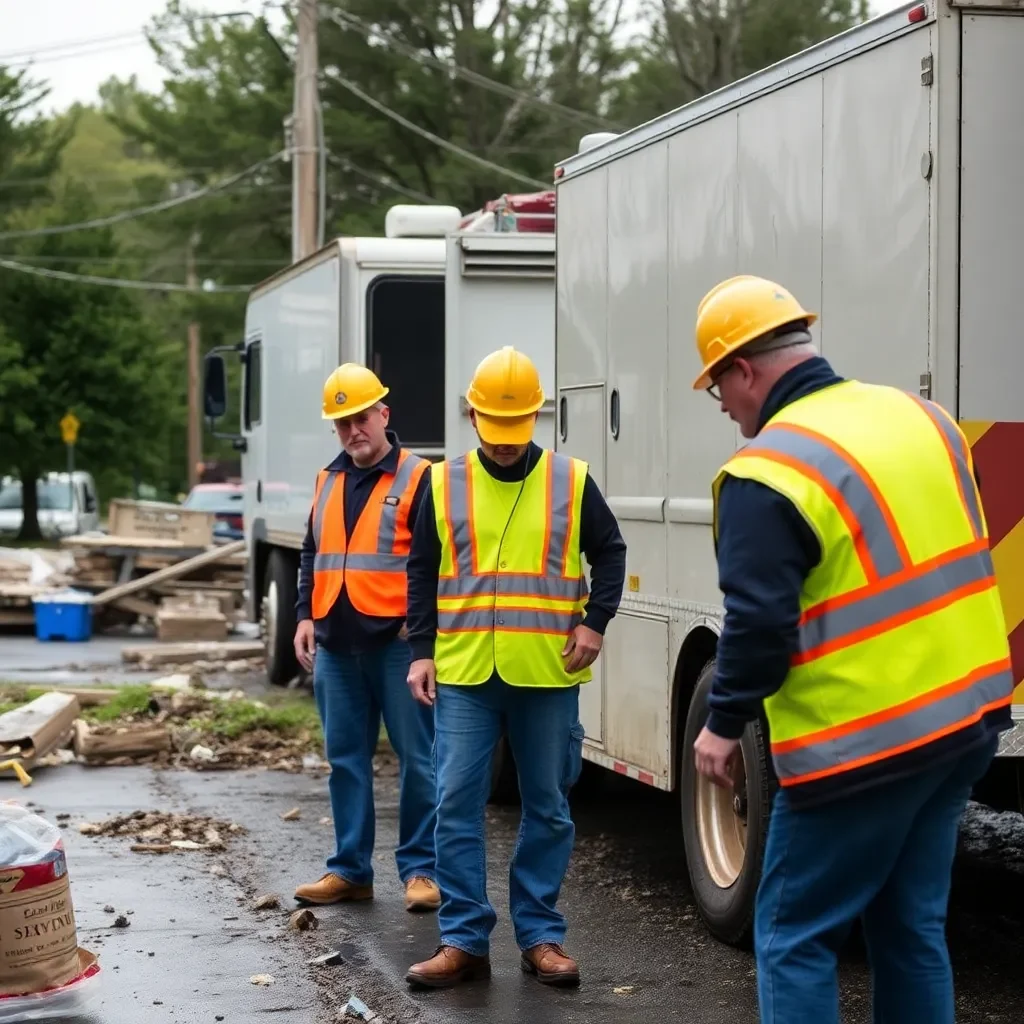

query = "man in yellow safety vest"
[691,275,1012,1023]
[402,346,626,989]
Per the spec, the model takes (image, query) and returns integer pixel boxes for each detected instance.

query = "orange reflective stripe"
[735,423,911,582]
[909,395,985,541]
[772,659,1013,787]
[795,540,997,664]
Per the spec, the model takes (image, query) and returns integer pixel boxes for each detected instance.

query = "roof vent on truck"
[384,204,462,239]
[577,132,619,154]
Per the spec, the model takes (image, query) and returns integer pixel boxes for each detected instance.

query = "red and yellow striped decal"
[961,421,1024,707]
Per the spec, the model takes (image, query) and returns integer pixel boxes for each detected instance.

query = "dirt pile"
[78,810,245,854]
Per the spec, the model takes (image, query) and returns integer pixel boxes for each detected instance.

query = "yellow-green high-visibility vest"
[712,380,1011,791]
[432,448,590,687]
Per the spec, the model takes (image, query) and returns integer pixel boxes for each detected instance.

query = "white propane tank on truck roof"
[577,132,619,154]
[384,204,462,239]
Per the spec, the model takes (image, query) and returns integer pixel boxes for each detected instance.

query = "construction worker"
[402,346,626,989]
[691,276,1012,1024]
[292,363,440,914]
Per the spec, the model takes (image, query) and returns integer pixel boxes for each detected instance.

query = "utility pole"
[186,232,201,491]
[293,0,320,262]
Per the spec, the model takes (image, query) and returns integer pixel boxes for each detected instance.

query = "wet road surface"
[167,761,1024,1024]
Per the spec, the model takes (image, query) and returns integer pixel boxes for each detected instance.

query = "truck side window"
[245,340,262,430]
[365,275,445,449]
[83,482,97,513]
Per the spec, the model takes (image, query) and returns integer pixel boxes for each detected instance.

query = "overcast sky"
[3,0,908,114]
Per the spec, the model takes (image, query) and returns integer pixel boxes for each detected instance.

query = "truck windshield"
[365,275,445,450]
[0,480,74,511]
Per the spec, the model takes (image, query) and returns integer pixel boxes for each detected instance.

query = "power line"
[0,152,287,241]
[320,6,618,134]
[0,254,286,266]
[0,257,252,293]
[330,77,549,190]
[0,30,143,62]
[327,154,439,204]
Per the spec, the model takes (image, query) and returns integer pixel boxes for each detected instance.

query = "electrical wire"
[0,254,286,266]
[326,154,439,204]
[0,30,143,62]
[320,6,619,133]
[330,76,549,190]
[0,257,252,293]
[0,152,287,241]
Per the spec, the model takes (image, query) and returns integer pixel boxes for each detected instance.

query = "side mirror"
[204,354,228,420]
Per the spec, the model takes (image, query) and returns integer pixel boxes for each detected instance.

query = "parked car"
[0,472,100,539]
[181,482,244,542]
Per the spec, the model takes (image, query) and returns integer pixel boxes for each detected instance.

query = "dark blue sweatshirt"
[708,357,1004,804]
[405,442,627,663]
[295,431,429,653]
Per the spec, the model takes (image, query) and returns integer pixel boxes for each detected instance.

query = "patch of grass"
[82,685,155,722]
[196,694,322,742]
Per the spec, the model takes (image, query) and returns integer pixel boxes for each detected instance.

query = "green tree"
[610,0,871,125]
[0,184,180,539]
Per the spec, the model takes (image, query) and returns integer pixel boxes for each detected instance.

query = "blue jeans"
[313,639,436,885]
[756,737,998,1024]
[433,675,584,956]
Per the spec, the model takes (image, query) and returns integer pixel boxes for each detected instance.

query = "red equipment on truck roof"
[458,190,555,234]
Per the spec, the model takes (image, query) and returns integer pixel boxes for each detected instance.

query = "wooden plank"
[108,499,214,547]
[0,611,34,627]
[73,720,171,761]
[121,639,263,665]
[0,693,80,766]
[91,539,246,607]
[63,534,190,550]
[111,595,160,619]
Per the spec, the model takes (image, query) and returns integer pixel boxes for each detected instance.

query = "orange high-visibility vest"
[311,448,429,619]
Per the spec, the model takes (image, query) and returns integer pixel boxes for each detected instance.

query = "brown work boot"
[406,946,491,989]
[404,876,441,913]
[294,873,373,906]
[521,943,580,987]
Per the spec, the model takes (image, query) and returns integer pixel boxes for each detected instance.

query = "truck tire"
[489,735,520,805]
[262,549,299,686]
[680,658,772,946]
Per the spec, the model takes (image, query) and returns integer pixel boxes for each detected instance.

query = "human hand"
[693,726,742,789]
[293,619,315,672]
[407,659,437,706]
[562,624,602,674]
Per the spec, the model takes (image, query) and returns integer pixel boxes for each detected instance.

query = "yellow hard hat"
[322,363,389,420]
[466,346,544,445]
[692,275,817,390]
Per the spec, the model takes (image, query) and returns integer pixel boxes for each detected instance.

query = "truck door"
[957,11,1024,722]
[241,334,264,530]
[557,384,606,743]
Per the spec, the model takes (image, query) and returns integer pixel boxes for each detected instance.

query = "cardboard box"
[107,500,213,547]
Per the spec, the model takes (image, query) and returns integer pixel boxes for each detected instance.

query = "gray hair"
[744,325,818,367]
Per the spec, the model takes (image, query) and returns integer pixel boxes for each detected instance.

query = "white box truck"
[553,0,1024,944]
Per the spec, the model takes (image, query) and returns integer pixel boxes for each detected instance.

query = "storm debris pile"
[78,810,245,854]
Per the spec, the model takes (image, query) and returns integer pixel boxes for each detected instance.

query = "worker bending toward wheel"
[691,276,1011,1024]
[403,346,626,989]
[292,364,440,914]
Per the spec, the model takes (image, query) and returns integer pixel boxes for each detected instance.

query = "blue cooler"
[32,591,93,642]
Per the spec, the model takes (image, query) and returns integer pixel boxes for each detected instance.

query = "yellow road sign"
[59,412,80,446]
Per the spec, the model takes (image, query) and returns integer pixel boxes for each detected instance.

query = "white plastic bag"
[0,804,99,1021]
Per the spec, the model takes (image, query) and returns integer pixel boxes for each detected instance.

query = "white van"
[0,472,101,539]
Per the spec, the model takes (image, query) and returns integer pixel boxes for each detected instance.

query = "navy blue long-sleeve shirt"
[295,430,429,653]
[708,357,989,749]
[406,442,627,663]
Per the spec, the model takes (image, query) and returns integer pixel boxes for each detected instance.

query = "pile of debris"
[0,499,248,642]
[0,679,326,777]
[78,810,245,854]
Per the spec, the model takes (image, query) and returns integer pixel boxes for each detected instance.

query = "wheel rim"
[261,578,278,667]
[695,751,748,889]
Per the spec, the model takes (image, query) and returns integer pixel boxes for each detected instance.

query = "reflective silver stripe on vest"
[750,426,907,578]
[771,662,1013,783]
[909,395,985,539]
[799,546,995,655]
[312,472,340,549]
[376,452,424,554]
[546,454,573,575]
[445,457,475,576]
[437,608,583,632]
[436,573,585,600]
[314,552,408,573]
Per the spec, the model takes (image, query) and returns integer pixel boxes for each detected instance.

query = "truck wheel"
[489,735,520,805]
[261,550,299,686]
[680,658,772,946]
